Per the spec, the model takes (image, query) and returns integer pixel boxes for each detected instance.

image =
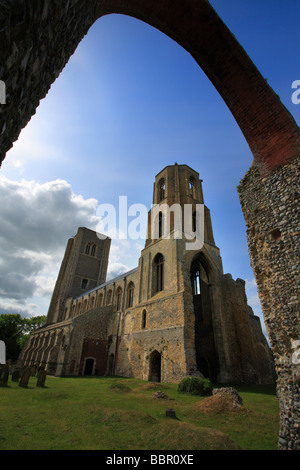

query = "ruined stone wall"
[239,157,300,450]
[219,274,275,384]
[65,306,114,376]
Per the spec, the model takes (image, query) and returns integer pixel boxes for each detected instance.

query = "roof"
[74,266,138,300]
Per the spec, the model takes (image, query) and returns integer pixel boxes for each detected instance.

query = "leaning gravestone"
[36,369,46,388]
[19,367,31,388]
[11,370,20,382]
[0,364,9,387]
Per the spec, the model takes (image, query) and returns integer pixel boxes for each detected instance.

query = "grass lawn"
[0,375,279,450]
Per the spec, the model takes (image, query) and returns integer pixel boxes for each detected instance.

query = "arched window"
[192,269,201,295]
[97,293,103,307]
[77,302,81,315]
[192,211,197,233]
[106,289,112,306]
[142,310,147,329]
[127,282,134,308]
[189,177,196,198]
[85,243,91,255]
[158,179,165,201]
[83,299,88,313]
[71,304,76,317]
[89,296,95,309]
[91,244,96,256]
[153,253,164,293]
[116,287,122,311]
[158,212,163,238]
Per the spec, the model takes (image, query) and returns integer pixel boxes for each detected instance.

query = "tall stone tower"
[46,227,111,325]
[135,163,274,383]
[20,163,274,386]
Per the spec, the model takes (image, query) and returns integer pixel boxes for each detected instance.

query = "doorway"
[149,350,161,382]
[84,358,95,376]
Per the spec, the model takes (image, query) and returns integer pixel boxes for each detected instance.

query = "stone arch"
[0,0,299,174]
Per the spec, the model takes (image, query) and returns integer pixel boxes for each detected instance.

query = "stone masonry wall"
[238,157,300,450]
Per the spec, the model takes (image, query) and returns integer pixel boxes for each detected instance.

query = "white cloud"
[0,176,101,317]
[107,263,131,281]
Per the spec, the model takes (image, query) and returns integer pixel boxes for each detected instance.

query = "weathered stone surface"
[212,387,243,407]
[153,391,169,399]
[239,157,300,450]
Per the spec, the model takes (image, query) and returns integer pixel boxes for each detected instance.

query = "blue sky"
[0,0,299,339]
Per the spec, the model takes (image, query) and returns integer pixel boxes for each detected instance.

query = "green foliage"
[0,314,46,361]
[177,376,213,396]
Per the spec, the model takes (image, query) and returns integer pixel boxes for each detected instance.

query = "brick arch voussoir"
[1,0,299,175]
[96,0,300,175]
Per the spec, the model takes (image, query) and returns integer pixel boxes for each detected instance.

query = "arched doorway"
[149,350,161,382]
[197,357,210,379]
[83,358,95,376]
[190,252,218,381]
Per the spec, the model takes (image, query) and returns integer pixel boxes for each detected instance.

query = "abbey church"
[19,164,275,384]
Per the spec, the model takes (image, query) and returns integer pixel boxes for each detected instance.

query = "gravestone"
[11,370,20,382]
[36,369,46,388]
[0,364,9,387]
[165,408,177,419]
[19,367,31,388]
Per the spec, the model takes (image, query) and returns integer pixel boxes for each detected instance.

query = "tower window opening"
[158,212,163,238]
[127,282,134,308]
[192,211,197,233]
[159,179,165,201]
[142,309,147,329]
[154,253,164,293]
[189,178,196,198]
[192,270,201,295]
[116,287,122,311]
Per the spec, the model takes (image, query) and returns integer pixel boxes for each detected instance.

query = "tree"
[20,315,46,350]
[0,314,24,362]
[0,314,46,361]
